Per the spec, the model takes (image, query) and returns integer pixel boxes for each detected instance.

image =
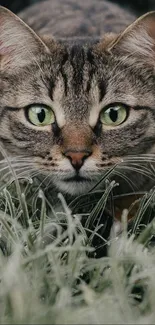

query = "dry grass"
[0,161,155,324]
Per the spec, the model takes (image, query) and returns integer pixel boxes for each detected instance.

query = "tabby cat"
[1,0,155,196]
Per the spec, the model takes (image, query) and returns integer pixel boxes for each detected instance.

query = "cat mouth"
[53,173,95,195]
[64,175,89,182]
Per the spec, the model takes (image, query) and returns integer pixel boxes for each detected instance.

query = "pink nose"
[64,150,92,171]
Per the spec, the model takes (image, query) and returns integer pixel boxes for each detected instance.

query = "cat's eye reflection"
[100,104,128,126]
[26,104,55,126]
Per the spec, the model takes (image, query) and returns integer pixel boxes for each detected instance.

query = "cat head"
[1,6,155,195]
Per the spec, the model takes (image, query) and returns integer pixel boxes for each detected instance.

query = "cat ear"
[108,11,155,62]
[0,6,50,70]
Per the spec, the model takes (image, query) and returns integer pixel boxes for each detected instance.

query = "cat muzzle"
[63,149,92,171]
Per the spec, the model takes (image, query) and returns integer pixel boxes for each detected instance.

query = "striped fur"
[1,2,155,195]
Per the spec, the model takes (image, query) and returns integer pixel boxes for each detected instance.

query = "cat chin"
[54,180,95,196]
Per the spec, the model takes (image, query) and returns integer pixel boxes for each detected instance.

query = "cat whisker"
[15,170,39,180]
[123,155,155,163]
[120,160,154,171]
[117,165,155,181]
[0,154,33,161]
[121,157,155,176]
[0,166,36,182]
[0,162,34,176]
[43,172,55,191]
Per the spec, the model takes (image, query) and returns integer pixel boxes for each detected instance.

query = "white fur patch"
[54,179,94,195]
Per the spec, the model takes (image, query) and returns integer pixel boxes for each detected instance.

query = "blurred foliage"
[1,0,155,14]
[0,0,37,13]
[109,0,155,14]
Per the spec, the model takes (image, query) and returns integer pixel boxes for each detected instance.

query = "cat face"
[1,7,155,195]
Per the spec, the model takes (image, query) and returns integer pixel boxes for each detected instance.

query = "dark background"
[1,0,155,15]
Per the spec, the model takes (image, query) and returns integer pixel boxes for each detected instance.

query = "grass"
[0,162,155,323]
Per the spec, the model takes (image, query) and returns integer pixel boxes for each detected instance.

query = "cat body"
[1,1,155,196]
[19,0,135,37]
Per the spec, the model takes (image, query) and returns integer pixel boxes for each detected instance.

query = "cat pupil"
[38,109,45,123]
[109,108,118,122]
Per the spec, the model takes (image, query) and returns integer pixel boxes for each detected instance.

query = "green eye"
[100,104,128,126]
[27,105,55,126]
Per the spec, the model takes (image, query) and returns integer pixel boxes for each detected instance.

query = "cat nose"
[64,150,92,171]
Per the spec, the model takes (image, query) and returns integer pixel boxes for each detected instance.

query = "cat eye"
[27,105,55,126]
[100,104,128,126]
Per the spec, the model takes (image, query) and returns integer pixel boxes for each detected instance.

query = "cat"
[1,0,155,197]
